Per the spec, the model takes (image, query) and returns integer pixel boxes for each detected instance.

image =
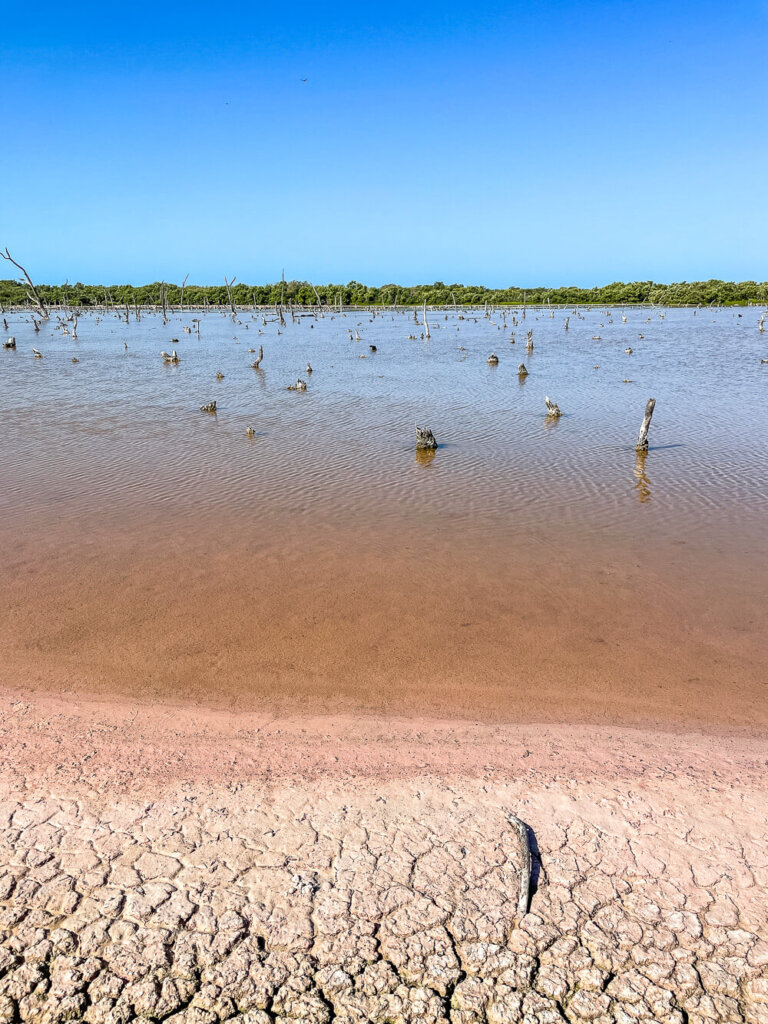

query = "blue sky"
[1,0,766,286]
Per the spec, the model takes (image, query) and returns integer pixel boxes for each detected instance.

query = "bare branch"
[1,248,49,319]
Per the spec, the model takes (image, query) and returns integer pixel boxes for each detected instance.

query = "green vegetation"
[1,278,767,308]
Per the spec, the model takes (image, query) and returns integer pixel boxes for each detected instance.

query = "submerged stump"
[636,398,656,451]
[544,395,561,418]
[416,426,438,450]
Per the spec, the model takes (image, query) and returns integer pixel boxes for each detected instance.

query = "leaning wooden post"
[636,398,656,451]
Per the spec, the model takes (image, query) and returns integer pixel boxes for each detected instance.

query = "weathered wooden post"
[544,396,561,417]
[636,398,656,450]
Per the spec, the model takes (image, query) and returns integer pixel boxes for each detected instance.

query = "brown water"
[1,305,766,729]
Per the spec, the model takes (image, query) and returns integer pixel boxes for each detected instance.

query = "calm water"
[2,305,766,542]
[2,304,767,726]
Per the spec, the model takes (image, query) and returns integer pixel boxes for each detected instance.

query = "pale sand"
[2,689,767,1023]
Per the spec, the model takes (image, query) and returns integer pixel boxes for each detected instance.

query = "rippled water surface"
[2,303,767,725]
[2,304,767,539]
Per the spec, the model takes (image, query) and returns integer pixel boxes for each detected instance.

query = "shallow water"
[1,304,766,727]
[2,305,767,536]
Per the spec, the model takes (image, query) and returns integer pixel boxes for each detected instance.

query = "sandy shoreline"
[2,688,768,1022]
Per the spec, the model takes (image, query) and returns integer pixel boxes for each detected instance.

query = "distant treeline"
[1,278,767,308]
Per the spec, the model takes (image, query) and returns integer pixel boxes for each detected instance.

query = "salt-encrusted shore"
[1,690,767,1023]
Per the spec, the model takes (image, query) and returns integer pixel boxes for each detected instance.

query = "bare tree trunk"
[636,398,656,451]
[423,300,431,339]
[1,248,49,319]
[180,274,189,312]
[224,276,237,316]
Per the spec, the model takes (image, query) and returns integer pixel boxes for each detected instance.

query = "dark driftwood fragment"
[416,426,438,450]
[636,398,656,450]
[200,401,217,413]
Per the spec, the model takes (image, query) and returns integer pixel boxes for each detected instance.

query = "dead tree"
[1,248,49,319]
[180,274,189,312]
[423,300,431,339]
[636,398,656,451]
[224,276,237,315]
[416,425,438,450]
[310,282,323,309]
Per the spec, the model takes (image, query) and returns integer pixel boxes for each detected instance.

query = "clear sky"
[1,0,766,287]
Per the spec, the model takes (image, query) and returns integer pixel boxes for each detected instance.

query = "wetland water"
[1,305,766,729]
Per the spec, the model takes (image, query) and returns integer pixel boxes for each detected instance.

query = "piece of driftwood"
[216,371,225,380]
[636,398,656,450]
[251,345,264,369]
[287,379,307,391]
[32,348,43,359]
[2,338,15,349]
[305,363,312,374]
[544,396,561,418]
[625,347,633,354]
[487,353,499,365]
[200,401,217,413]
[246,425,256,436]
[71,357,79,363]
[506,815,532,917]
[518,363,529,377]
[162,350,181,364]
[416,426,438,450]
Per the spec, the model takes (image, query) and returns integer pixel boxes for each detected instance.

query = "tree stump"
[416,426,438,450]
[518,363,529,377]
[200,401,217,413]
[636,398,656,451]
[544,396,561,418]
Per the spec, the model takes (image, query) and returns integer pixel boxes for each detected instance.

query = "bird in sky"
[300,78,308,83]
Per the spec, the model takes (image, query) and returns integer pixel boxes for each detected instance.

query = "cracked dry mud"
[1,695,767,1024]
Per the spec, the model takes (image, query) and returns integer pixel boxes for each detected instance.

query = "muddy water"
[1,305,766,730]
